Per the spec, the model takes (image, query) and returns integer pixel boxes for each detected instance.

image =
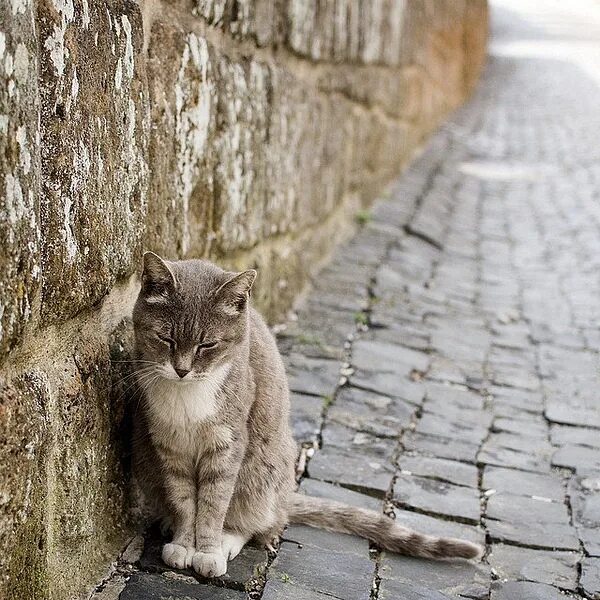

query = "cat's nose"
[175,367,190,379]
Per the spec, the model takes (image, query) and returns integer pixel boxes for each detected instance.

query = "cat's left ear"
[141,251,177,302]
[215,269,257,315]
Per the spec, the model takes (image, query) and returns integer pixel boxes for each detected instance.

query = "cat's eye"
[157,334,176,350]
[196,341,218,352]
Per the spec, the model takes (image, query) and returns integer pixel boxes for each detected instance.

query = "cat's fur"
[131,252,481,577]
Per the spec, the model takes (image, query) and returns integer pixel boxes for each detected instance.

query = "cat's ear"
[141,251,176,302]
[215,269,257,315]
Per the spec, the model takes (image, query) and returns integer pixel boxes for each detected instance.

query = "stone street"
[96,2,600,599]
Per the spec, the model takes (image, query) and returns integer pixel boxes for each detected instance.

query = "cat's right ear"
[141,251,176,302]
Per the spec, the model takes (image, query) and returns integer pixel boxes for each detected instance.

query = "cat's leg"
[192,450,242,577]
[161,473,197,569]
[221,530,250,560]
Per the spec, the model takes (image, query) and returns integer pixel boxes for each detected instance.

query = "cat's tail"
[287,492,482,560]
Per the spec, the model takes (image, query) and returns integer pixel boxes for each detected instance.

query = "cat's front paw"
[192,550,227,577]
[162,542,195,569]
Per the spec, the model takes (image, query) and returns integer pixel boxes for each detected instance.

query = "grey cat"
[131,252,481,578]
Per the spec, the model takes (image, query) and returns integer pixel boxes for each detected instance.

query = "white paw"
[162,543,195,569]
[221,532,248,561]
[192,550,227,577]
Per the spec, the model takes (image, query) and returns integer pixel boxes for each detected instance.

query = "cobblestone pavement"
[94,3,600,599]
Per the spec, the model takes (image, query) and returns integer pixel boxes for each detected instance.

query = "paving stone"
[403,432,480,463]
[349,371,425,406]
[399,456,479,488]
[487,544,579,590]
[378,579,453,600]
[262,580,335,600]
[482,466,564,501]
[299,478,382,512]
[486,492,570,525]
[328,386,415,436]
[352,340,430,374]
[290,392,325,442]
[545,403,600,429]
[393,474,480,523]
[579,528,600,557]
[287,355,341,397]
[119,572,245,599]
[568,475,600,528]
[307,446,393,495]
[322,423,397,457]
[270,539,372,600]
[484,432,552,455]
[485,518,579,551]
[379,552,490,599]
[493,416,548,438]
[283,524,368,556]
[425,382,486,411]
[550,424,600,449]
[426,357,469,385]
[478,444,551,473]
[490,580,566,600]
[392,508,485,547]
[581,557,600,598]
[489,366,540,391]
[416,412,489,446]
[552,445,600,474]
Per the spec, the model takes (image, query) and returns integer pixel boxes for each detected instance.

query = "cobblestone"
[102,2,600,598]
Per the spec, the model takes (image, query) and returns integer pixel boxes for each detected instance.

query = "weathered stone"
[486,492,570,525]
[416,411,489,445]
[493,416,548,438]
[349,372,425,406]
[379,552,489,599]
[270,538,372,600]
[0,0,40,356]
[478,445,550,473]
[299,478,382,512]
[399,456,479,488]
[546,404,600,429]
[550,424,600,449]
[552,445,600,473]
[482,466,564,501]
[307,446,394,495]
[379,580,452,600]
[352,339,430,374]
[393,474,480,523]
[485,519,579,551]
[579,527,600,557]
[425,382,486,411]
[39,1,149,324]
[262,579,335,600]
[403,432,480,463]
[286,355,340,398]
[487,544,579,590]
[327,386,414,436]
[568,475,600,529]
[580,557,600,598]
[289,392,325,443]
[119,572,244,599]
[321,422,397,457]
[490,581,565,600]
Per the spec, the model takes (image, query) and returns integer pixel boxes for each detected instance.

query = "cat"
[131,251,481,578]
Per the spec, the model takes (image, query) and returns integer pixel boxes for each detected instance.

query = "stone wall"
[0,1,488,598]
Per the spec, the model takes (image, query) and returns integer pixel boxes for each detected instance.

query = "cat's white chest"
[145,363,230,430]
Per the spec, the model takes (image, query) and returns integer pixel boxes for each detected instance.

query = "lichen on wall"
[0,1,488,598]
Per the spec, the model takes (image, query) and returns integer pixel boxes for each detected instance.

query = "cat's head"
[132,252,256,382]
